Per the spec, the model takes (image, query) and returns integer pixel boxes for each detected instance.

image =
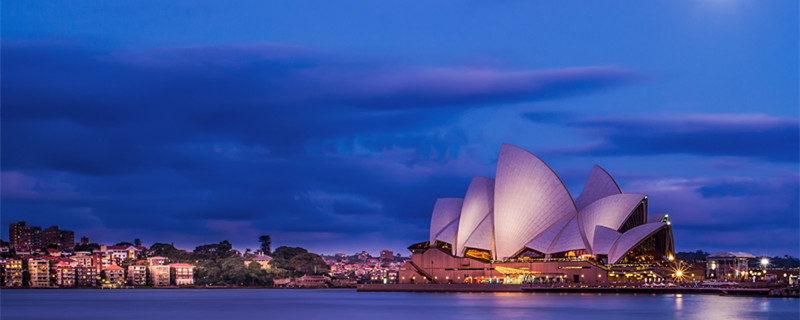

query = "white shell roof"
[461,213,494,253]
[455,177,495,256]
[547,217,587,254]
[577,193,645,253]
[494,144,578,259]
[592,226,621,255]
[525,215,572,253]
[608,222,668,264]
[435,219,460,248]
[575,165,622,211]
[429,198,464,246]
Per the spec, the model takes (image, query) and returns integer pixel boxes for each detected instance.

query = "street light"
[760,257,769,268]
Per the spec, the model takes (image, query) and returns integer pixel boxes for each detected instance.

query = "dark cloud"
[1,40,639,251]
[536,114,799,162]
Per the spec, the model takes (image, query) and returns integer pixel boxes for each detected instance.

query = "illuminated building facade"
[28,259,51,287]
[128,264,148,286]
[53,262,76,287]
[169,263,195,285]
[401,144,675,284]
[102,265,126,288]
[75,266,98,287]
[149,265,171,286]
[706,252,755,280]
[1,259,23,287]
[9,221,42,248]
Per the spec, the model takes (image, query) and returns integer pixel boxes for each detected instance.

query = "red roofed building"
[105,245,144,262]
[46,248,62,257]
[53,261,75,287]
[169,263,195,286]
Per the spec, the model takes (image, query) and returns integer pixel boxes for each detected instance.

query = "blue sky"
[2,0,798,256]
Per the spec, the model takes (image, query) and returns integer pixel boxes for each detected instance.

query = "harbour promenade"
[357,283,798,297]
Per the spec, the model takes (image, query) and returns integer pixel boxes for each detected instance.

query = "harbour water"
[1,289,797,320]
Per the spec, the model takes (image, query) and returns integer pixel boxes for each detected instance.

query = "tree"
[258,235,272,255]
[289,252,330,276]
[193,241,235,261]
[75,243,100,252]
[150,243,189,261]
[134,238,142,247]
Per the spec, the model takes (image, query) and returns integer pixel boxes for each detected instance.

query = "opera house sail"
[402,143,675,284]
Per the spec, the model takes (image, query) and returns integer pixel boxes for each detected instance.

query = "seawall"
[358,284,796,297]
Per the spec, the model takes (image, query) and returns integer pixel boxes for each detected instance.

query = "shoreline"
[356,283,800,298]
[4,285,798,297]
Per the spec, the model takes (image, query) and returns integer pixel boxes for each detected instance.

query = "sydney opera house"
[399,144,675,284]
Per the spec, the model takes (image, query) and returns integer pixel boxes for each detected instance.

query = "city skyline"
[2,1,798,257]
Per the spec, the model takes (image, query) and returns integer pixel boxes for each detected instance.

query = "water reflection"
[1,289,796,320]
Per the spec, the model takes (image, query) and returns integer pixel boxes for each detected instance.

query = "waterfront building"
[706,252,755,280]
[102,265,126,288]
[53,261,75,287]
[9,221,42,248]
[28,259,51,287]
[296,275,330,287]
[75,266,98,287]
[400,144,675,284]
[127,264,148,286]
[149,265,171,286]
[169,263,195,285]
[1,259,23,287]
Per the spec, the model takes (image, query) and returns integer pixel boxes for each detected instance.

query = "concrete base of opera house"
[358,283,523,292]
[398,247,614,286]
[356,284,795,297]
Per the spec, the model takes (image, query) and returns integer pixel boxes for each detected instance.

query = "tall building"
[42,226,61,247]
[42,226,75,251]
[127,264,148,286]
[380,249,394,262]
[9,221,42,248]
[60,230,75,251]
[1,259,23,287]
[28,259,51,287]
